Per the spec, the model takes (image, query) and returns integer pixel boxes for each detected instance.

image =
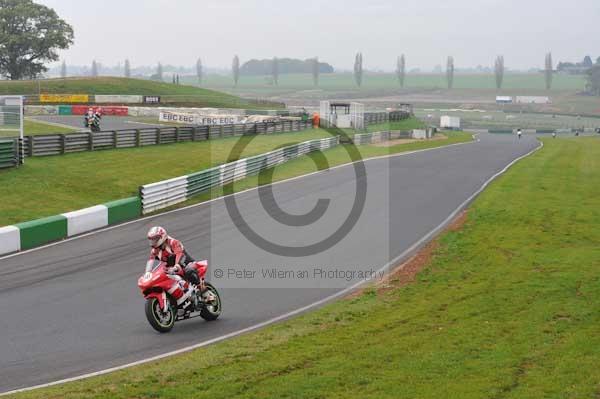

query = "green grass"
[8,136,600,399]
[0,77,282,109]
[364,118,427,132]
[0,125,470,226]
[0,120,77,138]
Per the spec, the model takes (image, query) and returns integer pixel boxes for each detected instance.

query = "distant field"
[0,77,281,109]
[188,72,587,93]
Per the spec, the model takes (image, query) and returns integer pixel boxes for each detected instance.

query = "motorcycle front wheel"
[145,297,176,333]
[200,283,222,321]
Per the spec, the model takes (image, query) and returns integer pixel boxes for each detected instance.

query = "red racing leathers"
[145,237,199,286]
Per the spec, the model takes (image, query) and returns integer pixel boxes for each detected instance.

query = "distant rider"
[146,226,200,287]
[84,107,101,130]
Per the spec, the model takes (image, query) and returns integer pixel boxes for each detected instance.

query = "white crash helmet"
[147,226,167,248]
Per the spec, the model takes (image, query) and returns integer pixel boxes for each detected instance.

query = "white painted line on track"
[0,136,543,396]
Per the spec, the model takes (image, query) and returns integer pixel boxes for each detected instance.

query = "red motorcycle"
[138,256,221,333]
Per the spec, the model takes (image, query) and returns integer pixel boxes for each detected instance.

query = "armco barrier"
[20,120,314,158]
[140,137,340,214]
[0,139,18,169]
[354,130,413,145]
[0,197,142,256]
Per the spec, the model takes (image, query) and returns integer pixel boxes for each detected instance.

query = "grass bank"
[0,128,470,226]
[0,120,77,138]
[8,138,600,399]
[0,77,281,109]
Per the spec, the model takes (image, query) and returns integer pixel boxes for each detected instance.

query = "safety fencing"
[0,139,19,169]
[21,120,314,158]
[140,137,340,214]
[0,197,141,255]
[364,110,412,126]
[353,129,435,145]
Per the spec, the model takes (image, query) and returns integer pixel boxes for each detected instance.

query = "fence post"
[156,128,161,145]
[175,126,180,142]
[113,131,118,148]
[60,134,66,154]
[136,129,141,147]
[28,135,34,157]
[220,124,224,138]
[192,126,197,141]
[17,137,24,165]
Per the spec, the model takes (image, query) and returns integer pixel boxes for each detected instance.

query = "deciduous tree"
[0,0,74,80]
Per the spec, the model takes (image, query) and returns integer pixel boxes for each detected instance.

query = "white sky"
[38,0,600,71]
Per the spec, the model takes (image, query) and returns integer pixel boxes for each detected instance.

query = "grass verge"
[7,138,600,399]
[0,120,76,138]
[0,129,470,226]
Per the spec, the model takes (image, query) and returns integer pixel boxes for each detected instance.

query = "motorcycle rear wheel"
[200,283,222,321]
[145,297,176,333]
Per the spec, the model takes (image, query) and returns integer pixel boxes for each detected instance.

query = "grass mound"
[0,77,281,109]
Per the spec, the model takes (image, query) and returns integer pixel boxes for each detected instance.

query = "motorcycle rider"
[84,107,101,130]
[146,226,200,288]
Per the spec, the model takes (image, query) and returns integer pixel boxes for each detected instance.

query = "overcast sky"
[38,0,600,71]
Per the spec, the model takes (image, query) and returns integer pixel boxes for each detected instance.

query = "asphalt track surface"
[30,115,165,131]
[0,133,539,393]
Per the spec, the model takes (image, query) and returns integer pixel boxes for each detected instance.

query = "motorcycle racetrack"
[29,115,167,131]
[0,133,539,393]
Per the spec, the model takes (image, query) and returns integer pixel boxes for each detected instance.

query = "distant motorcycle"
[137,256,221,333]
[84,112,101,132]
